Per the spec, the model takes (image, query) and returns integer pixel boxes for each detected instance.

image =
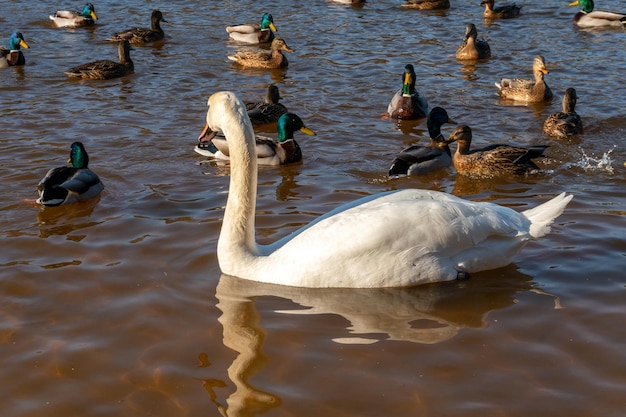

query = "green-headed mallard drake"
[0,32,29,68]
[245,84,289,126]
[107,10,167,44]
[195,112,316,165]
[401,0,450,10]
[226,13,277,44]
[446,125,549,178]
[65,40,133,80]
[389,107,455,176]
[49,3,98,28]
[569,0,626,28]
[495,55,553,103]
[456,23,491,60]
[37,142,104,207]
[480,0,521,18]
[227,38,293,69]
[387,64,429,120]
[543,88,583,139]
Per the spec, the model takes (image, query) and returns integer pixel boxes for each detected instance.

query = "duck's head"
[563,87,578,112]
[83,3,98,20]
[151,10,168,24]
[569,0,594,13]
[445,125,472,146]
[401,64,416,96]
[479,0,494,7]
[260,13,277,32]
[266,84,282,104]
[427,107,454,140]
[271,38,294,52]
[277,113,316,141]
[533,55,549,75]
[9,32,29,50]
[463,23,478,41]
[68,142,90,169]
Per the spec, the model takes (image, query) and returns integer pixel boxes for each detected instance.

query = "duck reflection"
[205,268,543,415]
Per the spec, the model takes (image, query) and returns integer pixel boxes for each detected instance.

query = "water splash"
[570,146,616,174]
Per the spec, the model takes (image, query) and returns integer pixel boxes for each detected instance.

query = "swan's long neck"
[217,101,260,265]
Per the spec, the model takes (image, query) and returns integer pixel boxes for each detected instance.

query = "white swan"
[208,91,573,288]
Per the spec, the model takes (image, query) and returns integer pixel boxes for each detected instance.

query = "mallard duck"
[495,55,553,103]
[543,88,583,139]
[401,0,450,10]
[107,10,167,44]
[389,107,455,176]
[456,23,491,60]
[65,40,134,80]
[226,13,277,44]
[227,38,293,69]
[569,0,625,28]
[205,91,572,287]
[446,125,549,178]
[387,64,428,120]
[195,112,316,165]
[245,85,289,126]
[37,142,104,207]
[49,3,98,28]
[480,0,521,18]
[0,32,29,68]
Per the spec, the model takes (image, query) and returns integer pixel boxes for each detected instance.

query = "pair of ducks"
[226,13,294,69]
[389,87,582,178]
[401,0,519,14]
[59,9,167,80]
[195,85,315,166]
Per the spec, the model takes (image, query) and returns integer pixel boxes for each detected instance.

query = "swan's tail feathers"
[522,192,573,238]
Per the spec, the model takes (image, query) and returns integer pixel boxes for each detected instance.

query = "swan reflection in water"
[202,269,562,416]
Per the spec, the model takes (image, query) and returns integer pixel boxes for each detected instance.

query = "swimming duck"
[480,0,521,18]
[195,112,316,165]
[107,10,167,44]
[245,85,289,126]
[495,55,553,103]
[401,0,450,10]
[446,125,549,178]
[65,40,134,80]
[0,32,29,67]
[455,23,491,60]
[387,64,429,119]
[206,91,572,288]
[37,142,104,207]
[388,107,455,176]
[227,38,293,69]
[569,0,625,28]
[49,3,98,28]
[226,13,277,44]
[543,88,583,139]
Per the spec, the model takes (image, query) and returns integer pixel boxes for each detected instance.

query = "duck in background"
[107,10,167,44]
[0,32,29,67]
[455,23,491,60]
[195,112,316,166]
[480,0,521,19]
[65,40,134,80]
[388,107,455,176]
[387,64,428,120]
[49,3,98,28]
[401,0,450,10]
[445,125,549,178]
[226,13,277,44]
[228,38,294,69]
[569,0,625,28]
[543,88,583,139]
[495,55,553,103]
[37,142,104,207]
[245,85,289,126]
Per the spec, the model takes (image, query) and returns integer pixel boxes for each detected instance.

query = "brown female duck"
[480,0,521,18]
[543,88,583,139]
[107,10,167,44]
[228,38,294,69]
[495,55,553,103]
[65,40,134,80]
[456,23,491,60]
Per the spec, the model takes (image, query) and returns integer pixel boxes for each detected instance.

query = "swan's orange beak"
[198,123,217,142]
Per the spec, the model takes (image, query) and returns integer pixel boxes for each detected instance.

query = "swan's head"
[198,91,251,142]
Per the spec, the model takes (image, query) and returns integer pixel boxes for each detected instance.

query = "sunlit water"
[1,1,625,416]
